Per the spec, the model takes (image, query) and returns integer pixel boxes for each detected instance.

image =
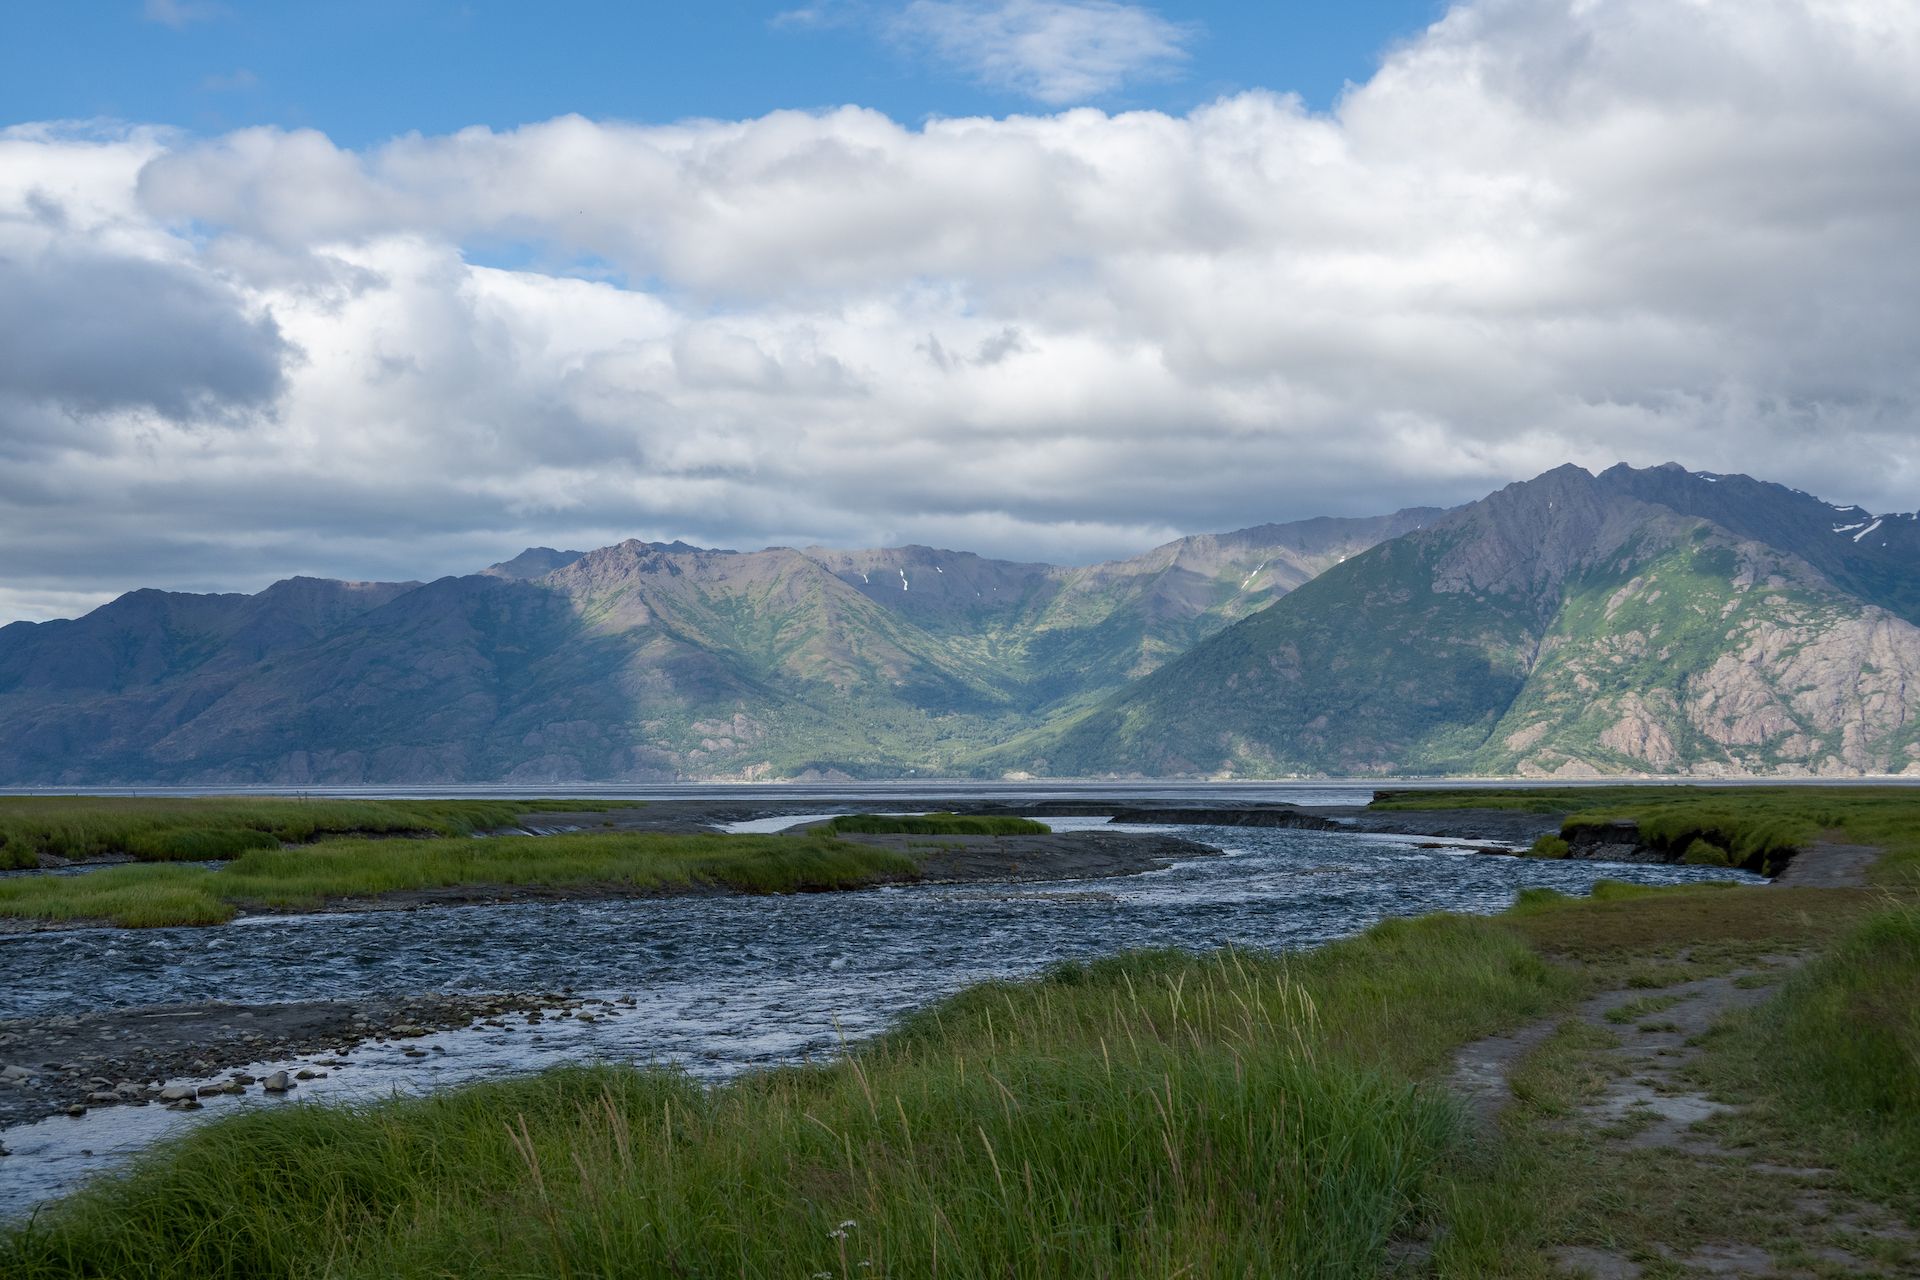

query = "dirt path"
[1448,843,1918,1277]
[1772,840,1883,889]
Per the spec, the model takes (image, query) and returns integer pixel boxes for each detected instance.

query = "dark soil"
[0,992,572,1129]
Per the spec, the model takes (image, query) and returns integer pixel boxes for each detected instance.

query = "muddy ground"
[0,991,582,1132]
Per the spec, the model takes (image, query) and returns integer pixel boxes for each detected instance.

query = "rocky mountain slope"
[6,464,1913,783]
[1016,465,1920,779]
[0,511,1437,783]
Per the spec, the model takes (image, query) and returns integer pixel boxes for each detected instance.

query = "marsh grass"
[1603,993,1684,1025]
[0,832,916,927]
[822,812,1051,836]
[0,796,636,868]
[7,810,1913,1276]
[1694,901,1920,1212]
[0,914,1576,1278]
[1374,784,1920,883]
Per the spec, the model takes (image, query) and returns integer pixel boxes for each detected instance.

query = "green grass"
[0,832,917,928]
[1426,891,1920,1276]
[0,796,639,868]
[821,812,1050,837]
[1524,834,1570,859]
[6,796,1913,1276]
[0,913,1575,1279]
[1696,902,1920,1211]
[1373,785,1920,881]
[1602,993,1684,1025]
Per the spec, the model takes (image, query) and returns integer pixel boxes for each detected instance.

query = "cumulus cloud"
[3,0,1920,622]
[0,248,287,422]
[891,0,1196,103]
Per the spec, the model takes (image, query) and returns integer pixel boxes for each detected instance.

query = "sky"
[2,0,1918,623]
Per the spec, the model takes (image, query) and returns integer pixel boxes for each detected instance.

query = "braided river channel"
[0,790,1758,1218]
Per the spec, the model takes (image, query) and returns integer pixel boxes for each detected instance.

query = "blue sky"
[3,1,1444,141]
[2,0,1916,623]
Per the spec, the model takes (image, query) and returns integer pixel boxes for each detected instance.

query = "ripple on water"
[0,824,1756,1217]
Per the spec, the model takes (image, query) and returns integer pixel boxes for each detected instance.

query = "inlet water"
[0,822,1754,1217]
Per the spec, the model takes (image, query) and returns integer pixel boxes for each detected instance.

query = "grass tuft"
[821,812,1051,836]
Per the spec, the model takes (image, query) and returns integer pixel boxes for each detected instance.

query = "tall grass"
[0,796,638,868]
[0,832,916,928]
[1700,901,1920,1208]
[823,812,1051,836]
[0,914,1575,1278]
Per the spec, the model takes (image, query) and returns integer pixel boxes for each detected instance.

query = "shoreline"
[7,832,1901,1273]
[0,991,578,1132]
[0,829,1219,1127]
[0,827,1218,935]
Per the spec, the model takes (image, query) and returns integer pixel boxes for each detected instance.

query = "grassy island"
[0,795,641,870]
[3,786,1916,1276]
[820,812,1051,837]
[0,832,916,927]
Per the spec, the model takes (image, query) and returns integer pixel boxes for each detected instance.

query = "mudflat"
[0,992,573,1130]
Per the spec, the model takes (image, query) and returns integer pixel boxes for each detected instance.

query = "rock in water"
[157,1084,198,1102]
[261,1070,295,1093]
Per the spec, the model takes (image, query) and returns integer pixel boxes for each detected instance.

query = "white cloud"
[5,0,1920,620]
[891,0,1197,103]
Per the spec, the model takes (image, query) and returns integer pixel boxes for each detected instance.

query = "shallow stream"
[0,818,1755,1218]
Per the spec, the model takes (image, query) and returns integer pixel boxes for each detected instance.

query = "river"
[0,806,1756,1218]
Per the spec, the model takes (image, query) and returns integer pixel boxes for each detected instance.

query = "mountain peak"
[481,547,588,580]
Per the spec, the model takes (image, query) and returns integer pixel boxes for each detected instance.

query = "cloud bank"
[3,0,1919,622]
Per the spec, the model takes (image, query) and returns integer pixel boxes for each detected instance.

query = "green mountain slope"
[0,509,1437,783]
[1010,466,1920,779]
[4,464,1913,783]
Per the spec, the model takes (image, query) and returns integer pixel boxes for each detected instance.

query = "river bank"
[0,805,1747,1214]
[8,784,1911,1274]
[0,992,579,1131]
[7,827,1910,1277]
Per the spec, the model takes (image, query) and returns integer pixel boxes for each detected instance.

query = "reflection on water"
[0,822,1753,1217]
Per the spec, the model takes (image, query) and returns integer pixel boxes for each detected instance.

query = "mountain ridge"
[1014,464,1920,780]
[0,508,1443,783]
[4,465,1915,783]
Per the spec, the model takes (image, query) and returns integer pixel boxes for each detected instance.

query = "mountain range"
[2,462,1915,783]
